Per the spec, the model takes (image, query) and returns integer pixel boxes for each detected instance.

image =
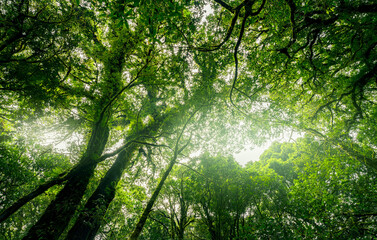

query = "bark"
[178,195,186,240]
[65,143,137,240]
[129,156,177,240]
[176,178,190,240]
[22,120,109,240]
[65,115,168,240]
[0,172,67,223]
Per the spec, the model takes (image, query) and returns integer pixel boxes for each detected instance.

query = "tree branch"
[213,0,234,13]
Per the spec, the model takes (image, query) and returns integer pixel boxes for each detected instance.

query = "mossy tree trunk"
[66,144,137,240]
[22,120,110,240]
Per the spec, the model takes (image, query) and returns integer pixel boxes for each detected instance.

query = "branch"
[129,108,199,240]
[132,141,171,149]
[213,0,234,13]
[284,0,297,47]
[0,115,15,123]
[229,10,249,115]
[98,54,151,120]
[0,169,71,223]
[228,0,266,113]
[96,142,133,163]
[195,8,241,52]
[341,3,377,14]
[177,162,208,180]
[148,215,170,233]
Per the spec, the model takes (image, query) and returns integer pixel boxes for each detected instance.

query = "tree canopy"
[1,0,376,239]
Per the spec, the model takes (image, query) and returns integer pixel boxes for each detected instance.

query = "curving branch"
[195,8,241,52]
[187,0,255,52]
[229,15,248,114]
[229,0,266,112]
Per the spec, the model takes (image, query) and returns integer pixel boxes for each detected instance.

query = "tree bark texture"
[65,143,137,240]
[22,121,109,240]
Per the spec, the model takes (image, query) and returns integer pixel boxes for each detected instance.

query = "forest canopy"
[1,0,377,239]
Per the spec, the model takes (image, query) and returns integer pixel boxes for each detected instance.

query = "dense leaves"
[1,0,377,239]
[141,138,377,239]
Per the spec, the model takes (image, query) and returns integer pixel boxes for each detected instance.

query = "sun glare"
[40,131,71,152]
[234,130,303,166]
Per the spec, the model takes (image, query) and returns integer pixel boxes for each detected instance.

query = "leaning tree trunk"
[129,108,196,239]
[22,24,134,239]
[0,170,68,223]
[65,143,137,240]
[65,115,167,240]
[129,150,180,240]
[22,120,110,240]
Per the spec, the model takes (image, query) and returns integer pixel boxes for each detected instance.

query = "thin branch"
[0,115,15,123]
[95,144,131,163]
[148,215,170,234]
[129,108,200,239]
[195,8,241,52]
[0,169,72,223]
[132,141,171,149]
[98,55,152,120]
[177,162,207,180]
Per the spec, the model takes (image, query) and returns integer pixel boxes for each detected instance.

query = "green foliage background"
[0,0,376,239]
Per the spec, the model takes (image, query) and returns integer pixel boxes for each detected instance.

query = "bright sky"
[234,131,302,166]
[234,145,269,166]
[39,127,300,168]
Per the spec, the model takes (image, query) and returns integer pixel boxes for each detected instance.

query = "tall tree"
[2,0,377,239]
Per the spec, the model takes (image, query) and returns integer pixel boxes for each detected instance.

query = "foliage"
[144,139,377,239]
[1,0,377,239]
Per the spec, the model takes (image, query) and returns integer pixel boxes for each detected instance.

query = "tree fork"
[21,24,134,239]
[65,112,170,239]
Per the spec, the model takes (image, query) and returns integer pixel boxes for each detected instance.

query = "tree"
[2,0,231,239]
[181,154,252,240]
[287,138,377,239]
[247,137,377,239]
[158,167,197,240]
[1,0,377,239]
[237,0,377,168]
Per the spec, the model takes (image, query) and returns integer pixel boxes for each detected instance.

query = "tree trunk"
[65,143,137,240]
[22,121,109,240]
[128,108,197,239]
[129,155,177,240]
[65,115,167,239]
[22,164,97,240]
